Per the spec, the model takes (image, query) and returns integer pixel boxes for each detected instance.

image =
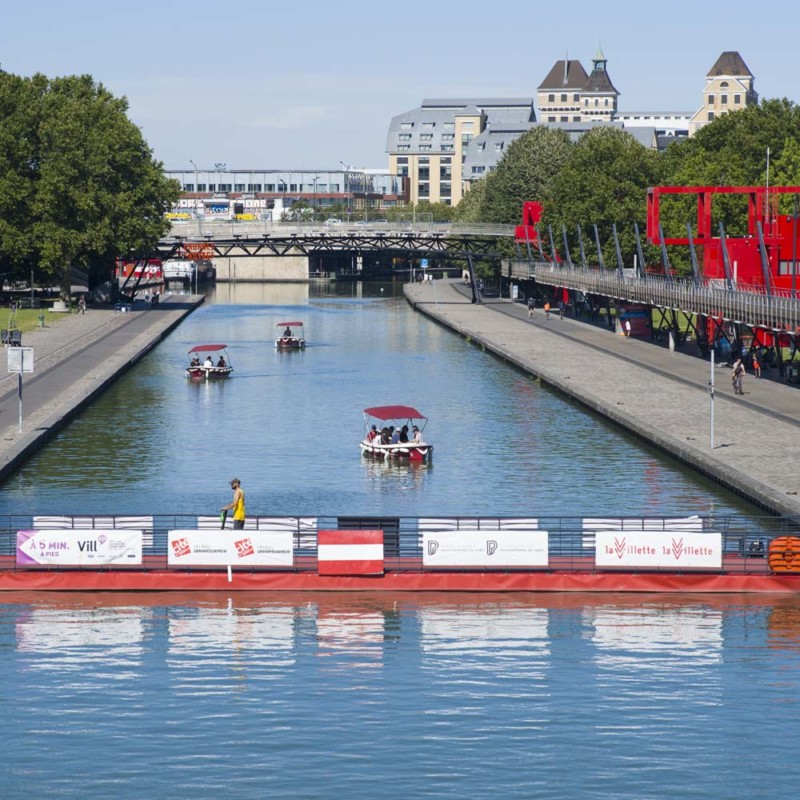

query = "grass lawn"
[1,306,73,333]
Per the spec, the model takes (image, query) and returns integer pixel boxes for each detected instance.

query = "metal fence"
[2,513,798,574]
[510,260,800,331]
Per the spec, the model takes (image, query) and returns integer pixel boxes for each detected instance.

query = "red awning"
[188,344,227,353]
[277,322,303,327]
[364,405,427,421]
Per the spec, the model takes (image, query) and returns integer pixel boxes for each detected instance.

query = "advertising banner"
[595,531,722,569]
[16,529,143,566]
[167,530,294,567]
[422,529,549,568]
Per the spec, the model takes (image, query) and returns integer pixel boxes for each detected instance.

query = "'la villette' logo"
[613,537,626,559]
[671,538,685,560]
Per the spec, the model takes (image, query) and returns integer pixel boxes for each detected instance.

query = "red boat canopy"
[188,344,228,353]
[277,322,303,327]
[364,405,427,421]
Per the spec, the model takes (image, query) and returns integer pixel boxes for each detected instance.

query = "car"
[324,218,342,226]
[353,220,369,226]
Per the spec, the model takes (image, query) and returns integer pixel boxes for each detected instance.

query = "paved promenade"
[0,296,201,481]
[405,280,800,517]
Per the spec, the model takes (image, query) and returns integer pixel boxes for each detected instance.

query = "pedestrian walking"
[527,297,535,318]
[221,478,246,530]
[78,295,86,315]
[752,353,761,378]
[731,358,745,395]
[558,300,565,320]
[544,301,551,320]
[624,319,631,339]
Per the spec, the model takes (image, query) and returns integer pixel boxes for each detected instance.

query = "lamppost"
[339,161,350,221]
[312,176,319,221]
[189,159,199,220]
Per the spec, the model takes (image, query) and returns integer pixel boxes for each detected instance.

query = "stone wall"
[214,255,309,282]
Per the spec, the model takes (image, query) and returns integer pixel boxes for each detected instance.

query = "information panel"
[168,530,294,567]
[422,529,549,568]
[595,531,722,569]
[17,529,143,566]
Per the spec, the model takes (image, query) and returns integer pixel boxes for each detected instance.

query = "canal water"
[2,592,800,799]
[2,282,786,799]
[0,281,760,519]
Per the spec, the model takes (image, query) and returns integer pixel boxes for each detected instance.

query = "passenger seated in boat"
[411,426,422,443]
[190,356,201,367]
[399,425,409,443]
[217,356,226,368]
[380,427,391,445]
[367,425,378,442]
[203,356,213,368]
[283,327,292,337]
[391,427,401,444]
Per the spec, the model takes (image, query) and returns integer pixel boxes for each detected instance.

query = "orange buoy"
[768,536,800,573]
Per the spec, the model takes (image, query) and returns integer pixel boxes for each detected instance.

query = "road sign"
[421,258,428,268]
[7,347,34,373]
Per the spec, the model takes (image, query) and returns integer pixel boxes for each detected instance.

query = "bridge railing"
[510,260,800,331]
[168,221,515,239]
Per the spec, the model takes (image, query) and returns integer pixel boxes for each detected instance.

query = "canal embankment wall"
[405,280,800,518]
[0,296,202,483]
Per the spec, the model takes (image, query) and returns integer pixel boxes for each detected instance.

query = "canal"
[0,282,760,519]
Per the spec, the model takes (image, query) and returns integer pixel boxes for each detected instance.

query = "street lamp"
[312,175,319,222]
[189,159,199,221]
[339,161,350,220]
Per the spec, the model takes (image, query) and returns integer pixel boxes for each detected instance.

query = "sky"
[1,0,798,172]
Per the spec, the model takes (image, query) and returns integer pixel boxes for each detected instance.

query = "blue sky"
[1,0,797,172]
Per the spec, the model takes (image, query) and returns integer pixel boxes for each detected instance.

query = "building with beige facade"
[690,51,758,128]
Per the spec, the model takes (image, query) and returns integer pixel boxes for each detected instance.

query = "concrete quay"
[0,296,202,482]
[405,280,800,517]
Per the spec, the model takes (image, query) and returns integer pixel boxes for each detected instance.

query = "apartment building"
[690,51,758,128]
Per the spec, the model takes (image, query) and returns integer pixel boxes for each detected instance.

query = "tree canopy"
[0,71,179,293]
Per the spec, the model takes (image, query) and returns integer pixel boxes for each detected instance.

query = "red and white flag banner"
[317,530,384,576]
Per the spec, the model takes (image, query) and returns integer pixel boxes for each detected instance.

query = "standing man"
[222,478,246,529]
[527,297,535,318]
[731,358,745,395]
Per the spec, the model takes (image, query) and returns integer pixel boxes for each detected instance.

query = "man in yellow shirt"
[221,478,246,529]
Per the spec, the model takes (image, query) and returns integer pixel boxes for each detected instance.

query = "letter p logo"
[428,541,439,556]
[487,540,498,556]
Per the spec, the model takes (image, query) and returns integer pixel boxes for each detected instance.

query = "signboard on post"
[420,258,428,269]
[7,347,34,373]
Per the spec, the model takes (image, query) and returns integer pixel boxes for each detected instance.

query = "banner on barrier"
[16,529,143,566]
[422,529,549,567]
[595,531,722,569]
[167,530,294,566]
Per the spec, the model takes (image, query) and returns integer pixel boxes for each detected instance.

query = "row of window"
[708,94,742,105]
[182,184,342,193]
[400,121,457,130]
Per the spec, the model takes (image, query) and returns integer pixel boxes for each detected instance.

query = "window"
[398,144,410,151]
[218,184,231,191]
[560,116,568,122]
[234,184,245,191]
[594,99,598,107]
[265,184,275,192]
[584,98,589,106]
[548,116,556,122]
[477,142,485,151]
[397,157,408,165]
[573,116,580,122]
[708,111,715,121]
[495,142,504,151]
[604,98,608,106]
[422,121,435,129]
[420,144,432,151]
[247,184,262,192]
[721,94,728,105]
[442,133,454,141]
[472,166,485,175]
[548,94,554,102]
[443,122,454,130]
[560,93,567,102]
[720,81,729,88]
[399,133,412,141]
[461,134,473,146]
[734,94,741,104]
[573,93,579,102]
[197,184,206,192]
[461,121,474,130]
[440,163,451,179]
[418,183,429,198]
[183,184,194,192]
[401,122,414,129]
[420,133,433,141]
[708,94,714,104]
[440,144,451,152]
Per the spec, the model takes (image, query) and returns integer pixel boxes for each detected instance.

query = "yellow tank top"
[232,490,245,521]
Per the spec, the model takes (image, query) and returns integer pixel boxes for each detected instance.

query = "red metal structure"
[515,201,546,251]
[646,186,800,293]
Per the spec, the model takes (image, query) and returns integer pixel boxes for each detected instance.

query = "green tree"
[0,71,179,295]
[480,126,573,224]
[544,126,662,268]
[452,177,487,223]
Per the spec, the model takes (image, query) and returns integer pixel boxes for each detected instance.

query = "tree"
[542,127,662,269]
[480,126,573,224]
[0,71,180,295]
[453,177,487,223]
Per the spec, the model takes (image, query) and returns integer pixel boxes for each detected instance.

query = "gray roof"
[585,65,619,95]
[386,98,536,155]
[537,60,589,91]
[707,51,753,77]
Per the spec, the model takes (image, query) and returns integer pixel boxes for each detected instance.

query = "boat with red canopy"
[276,322,305,349]
[360,405,433,462]
[186,344,234,380]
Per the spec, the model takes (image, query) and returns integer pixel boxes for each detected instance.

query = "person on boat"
[380,427,391,445]
[190,356,201,367]
[367,425,378,442]
[283,326,292,337]
[203,356,213,368]
[411,426,422,443]
[399,425,409,443]
[221,478,246,530]
[391,427,401,444]
[217,356,226,368]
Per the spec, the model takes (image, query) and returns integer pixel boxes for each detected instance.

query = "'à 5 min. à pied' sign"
[595,531,722,569]
[423,529,549,568]
[16,529,142,566]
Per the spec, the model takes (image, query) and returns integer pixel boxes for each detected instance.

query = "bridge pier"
[214,254,310,282]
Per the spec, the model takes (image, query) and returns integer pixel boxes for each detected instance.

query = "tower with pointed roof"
[581,46,619,122]
[691,51,757,128]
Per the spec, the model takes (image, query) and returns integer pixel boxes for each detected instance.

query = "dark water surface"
[0,282,759,519]
[2,592,800,800]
